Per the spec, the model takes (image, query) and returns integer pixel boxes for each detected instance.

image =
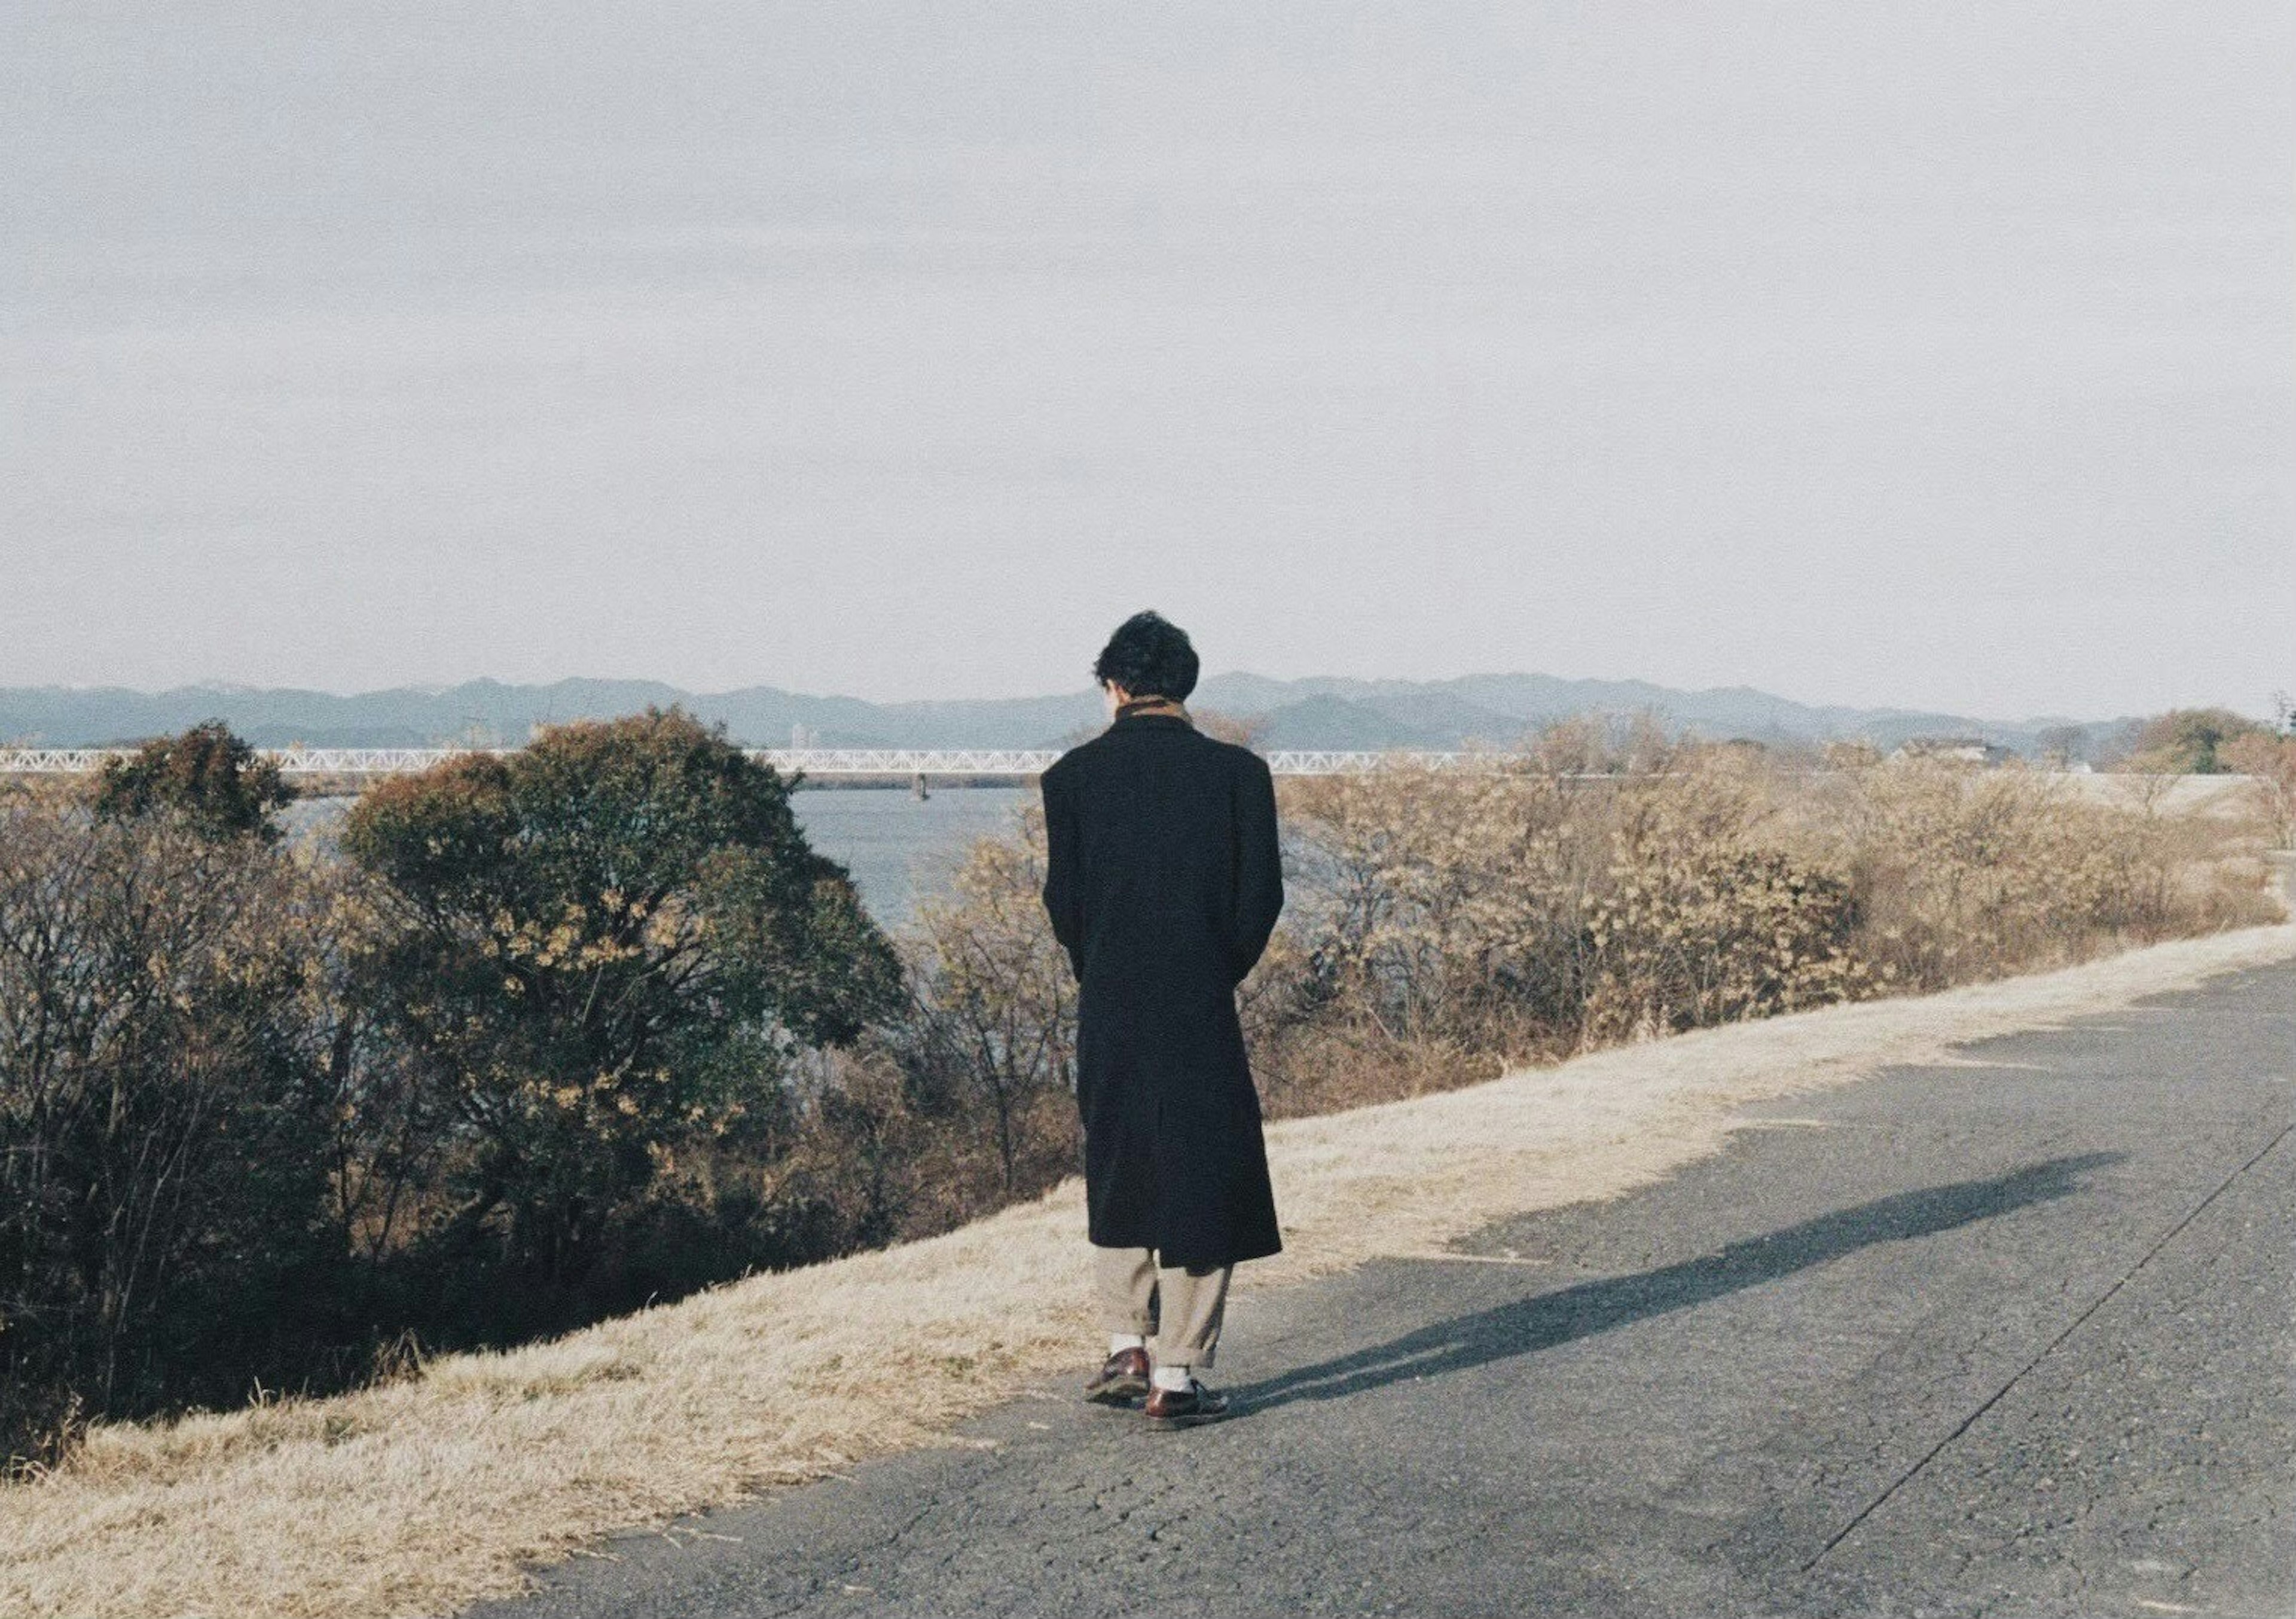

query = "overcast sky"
[3,3,2288,719]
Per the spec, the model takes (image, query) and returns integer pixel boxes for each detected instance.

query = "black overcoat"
[1039,709,1285,1269]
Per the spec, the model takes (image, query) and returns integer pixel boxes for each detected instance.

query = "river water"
[283,786,1033,934]
[789,786,1033,931]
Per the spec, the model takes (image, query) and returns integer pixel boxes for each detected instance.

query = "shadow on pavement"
[1232,1152,2123,1414]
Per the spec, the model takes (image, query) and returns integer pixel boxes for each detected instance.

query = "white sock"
[1151,1363,1194,1392]
[1108,1333,1146,1355]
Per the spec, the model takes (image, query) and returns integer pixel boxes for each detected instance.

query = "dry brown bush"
[1813,759,2277,991]
[1578,778,1867,1044]
[1272,759,1605,1058]
[2223,730,2296,849]
[0,787,347,1465]
[894,808,1079,1201]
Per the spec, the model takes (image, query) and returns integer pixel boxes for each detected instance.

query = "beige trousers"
[1094,1245,1233,1368]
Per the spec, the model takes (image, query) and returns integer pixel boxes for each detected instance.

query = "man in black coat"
[1039,610,1285,1429]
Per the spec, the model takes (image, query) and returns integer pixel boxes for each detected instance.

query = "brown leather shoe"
[1143,1376,1233,1429]
[1083,1346,1150,1405]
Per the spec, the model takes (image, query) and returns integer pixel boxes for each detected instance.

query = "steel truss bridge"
[0,746,1559,781]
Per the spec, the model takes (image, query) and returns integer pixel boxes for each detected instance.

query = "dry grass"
[2053,772,2265,818]
[3,921,2290,1619]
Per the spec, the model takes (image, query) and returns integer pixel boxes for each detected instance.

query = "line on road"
[1800,1116,2295,1572]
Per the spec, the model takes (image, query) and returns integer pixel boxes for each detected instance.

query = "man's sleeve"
[1228,755,1284,985]
[1040,768,1085,980]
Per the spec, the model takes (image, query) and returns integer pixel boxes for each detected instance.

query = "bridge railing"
[1,751,2254,815]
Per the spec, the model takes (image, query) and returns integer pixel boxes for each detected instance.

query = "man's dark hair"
[1092,610,1199,701]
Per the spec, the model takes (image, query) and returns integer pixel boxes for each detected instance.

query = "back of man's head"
[1092,610,1199,701]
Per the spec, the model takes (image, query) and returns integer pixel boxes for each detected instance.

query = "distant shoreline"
[0,670,2173,760]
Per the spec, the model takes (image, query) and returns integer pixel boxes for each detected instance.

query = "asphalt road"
[469,959,2295,1619]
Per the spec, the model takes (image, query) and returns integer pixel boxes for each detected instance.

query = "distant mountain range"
[0,674,2139,760]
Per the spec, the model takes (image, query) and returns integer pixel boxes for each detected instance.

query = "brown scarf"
[1114,694,1192,725]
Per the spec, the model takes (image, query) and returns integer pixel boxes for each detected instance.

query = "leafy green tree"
[341,707,900,1297]
[93,719,293,842]
[2120,707,2269,775]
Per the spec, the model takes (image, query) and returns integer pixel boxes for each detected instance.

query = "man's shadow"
[1233,1153,2123,1413]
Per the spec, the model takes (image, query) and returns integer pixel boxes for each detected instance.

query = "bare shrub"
[1254,738,2271,1093]
[1581,772,1866,1044]
[884,805,1080,1211]
[1824,760,2275,991]
[1274,757,1605,1061]
[1266,738,1851,1063]
[2224,730,2296,850]
[0,791,340,1464]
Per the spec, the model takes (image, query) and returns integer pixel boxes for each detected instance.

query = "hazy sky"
[4,3,2288,719]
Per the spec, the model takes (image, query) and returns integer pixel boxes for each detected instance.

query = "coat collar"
[1109,696,1194,731]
